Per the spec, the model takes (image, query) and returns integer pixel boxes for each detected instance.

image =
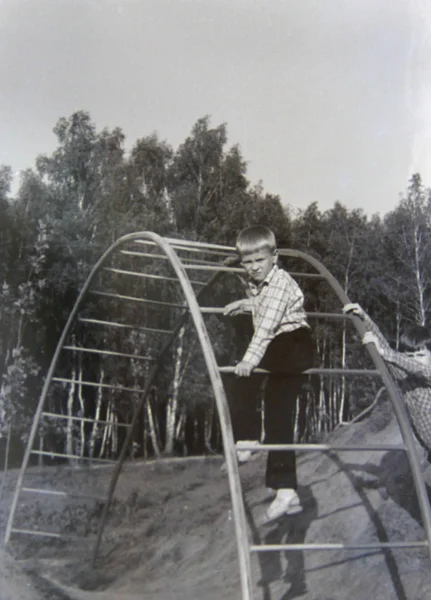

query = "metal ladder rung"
[62,345,155,362]
[232,442,406,452]
[10,528,63,539]
[52,377,146,394]
[30,450,116,464]
[250,541,429,552]
[218,365,380,376]
[183,264,324,278]
[90,290,187,309]
[120,249,223,266]
[21,487,106,502]
[42,412,131,427]
[103,266,206,286]
[134,238,233,256]
[78,317,173,334]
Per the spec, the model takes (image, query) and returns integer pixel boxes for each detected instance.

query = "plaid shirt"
[242,265,309,367]
[363,313,431,451]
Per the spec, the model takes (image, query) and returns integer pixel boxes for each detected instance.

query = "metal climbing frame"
[5,233,431,600]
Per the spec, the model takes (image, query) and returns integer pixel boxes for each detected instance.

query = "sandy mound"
[2,399,431,599]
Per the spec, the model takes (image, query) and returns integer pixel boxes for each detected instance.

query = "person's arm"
[343,303,391,351]
[375,346,431,382]
[223,298,252,316]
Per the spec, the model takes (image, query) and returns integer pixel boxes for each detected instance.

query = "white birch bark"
[164,325,185,455]
[89,367,104,458]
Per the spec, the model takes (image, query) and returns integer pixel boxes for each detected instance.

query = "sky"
[1,0,431,216]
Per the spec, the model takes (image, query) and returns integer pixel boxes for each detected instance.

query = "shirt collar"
[248,264,278,293]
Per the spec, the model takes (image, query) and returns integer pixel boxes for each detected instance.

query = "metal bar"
[120,249,222,266]
[218,366,380,376]
[11,528,62,539]
[42,412,131,428]
[93,233,254,599]
[136,237,235,254]
[90,290,187,309]
[30,450,116,464]
[165,237,235,252]
[103,267,206,286]
[182,264,324,278]
[200,307,348,320]
[276,248,431,562]
[21,487,106,502]
[231,443,406,452]
[78,317,173,335]
[63,345,155,362]
[250,541,428,552]
[52,377,146,394]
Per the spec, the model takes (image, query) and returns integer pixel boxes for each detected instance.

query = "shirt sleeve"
[362,312,391,351]
[242,275,303,367]
[380,347,431,383]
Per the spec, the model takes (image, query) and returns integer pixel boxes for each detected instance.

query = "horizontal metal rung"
[231,442,406,452]
[103,267,206,286]
[250,541,429,552]
[30,450,116,464]
[52,377,146,394]
[21,487,106,502]
[78,317,173,334]
[63,345,155,362]
[11,528,63,539]
[42,412,131,427]
[90,290,187,309]
[120,249,222,266]
[218,366,380,376]
[183,265,324,278]
[200,308,348,320]
[134,238,233,256]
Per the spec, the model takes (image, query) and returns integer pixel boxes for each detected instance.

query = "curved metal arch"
[4,231,159,545]
[89,232,253,597]
[279,248,431,558]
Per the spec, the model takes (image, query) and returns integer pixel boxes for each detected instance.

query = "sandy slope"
[2,399,431,599]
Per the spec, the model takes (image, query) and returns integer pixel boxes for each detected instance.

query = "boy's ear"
[272,250,278,264]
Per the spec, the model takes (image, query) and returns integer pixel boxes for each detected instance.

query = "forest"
[1,110,431,467]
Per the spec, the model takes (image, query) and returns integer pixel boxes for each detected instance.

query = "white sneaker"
[220,440,260,471]
[261,489,302,524]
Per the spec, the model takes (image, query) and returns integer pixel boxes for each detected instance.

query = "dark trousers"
[226,326,314,490]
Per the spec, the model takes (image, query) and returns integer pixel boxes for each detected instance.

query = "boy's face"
[240,247,277,284]
[405,348,431,366]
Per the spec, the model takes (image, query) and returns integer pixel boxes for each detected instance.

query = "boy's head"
[400,323,431,365]
[236,226,278,284]
[236,226,277,256]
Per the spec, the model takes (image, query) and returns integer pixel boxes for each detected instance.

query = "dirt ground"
[2,399,431,600]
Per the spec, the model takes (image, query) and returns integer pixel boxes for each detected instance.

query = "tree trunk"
[164,325,186,455]
[66,367,76,461]
[0,421,12,501]
[89,367,104,458]
[146,392,161,457]
[77,363,86,458]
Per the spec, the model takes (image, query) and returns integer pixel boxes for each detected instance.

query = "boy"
[343,303,431,453]
[224,226,314,523]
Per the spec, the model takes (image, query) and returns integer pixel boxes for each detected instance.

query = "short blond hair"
[236,226,276,257]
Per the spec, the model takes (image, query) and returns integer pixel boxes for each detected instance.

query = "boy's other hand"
[235,361,254,377]
[224,300,246,317]
[362,332,382,354]
[343,303,364,318]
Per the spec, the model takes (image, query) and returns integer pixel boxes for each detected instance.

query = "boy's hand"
[224,300,246,317]
[362,332,382,354]
[343,303,364,319]
[235,361,254,377]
